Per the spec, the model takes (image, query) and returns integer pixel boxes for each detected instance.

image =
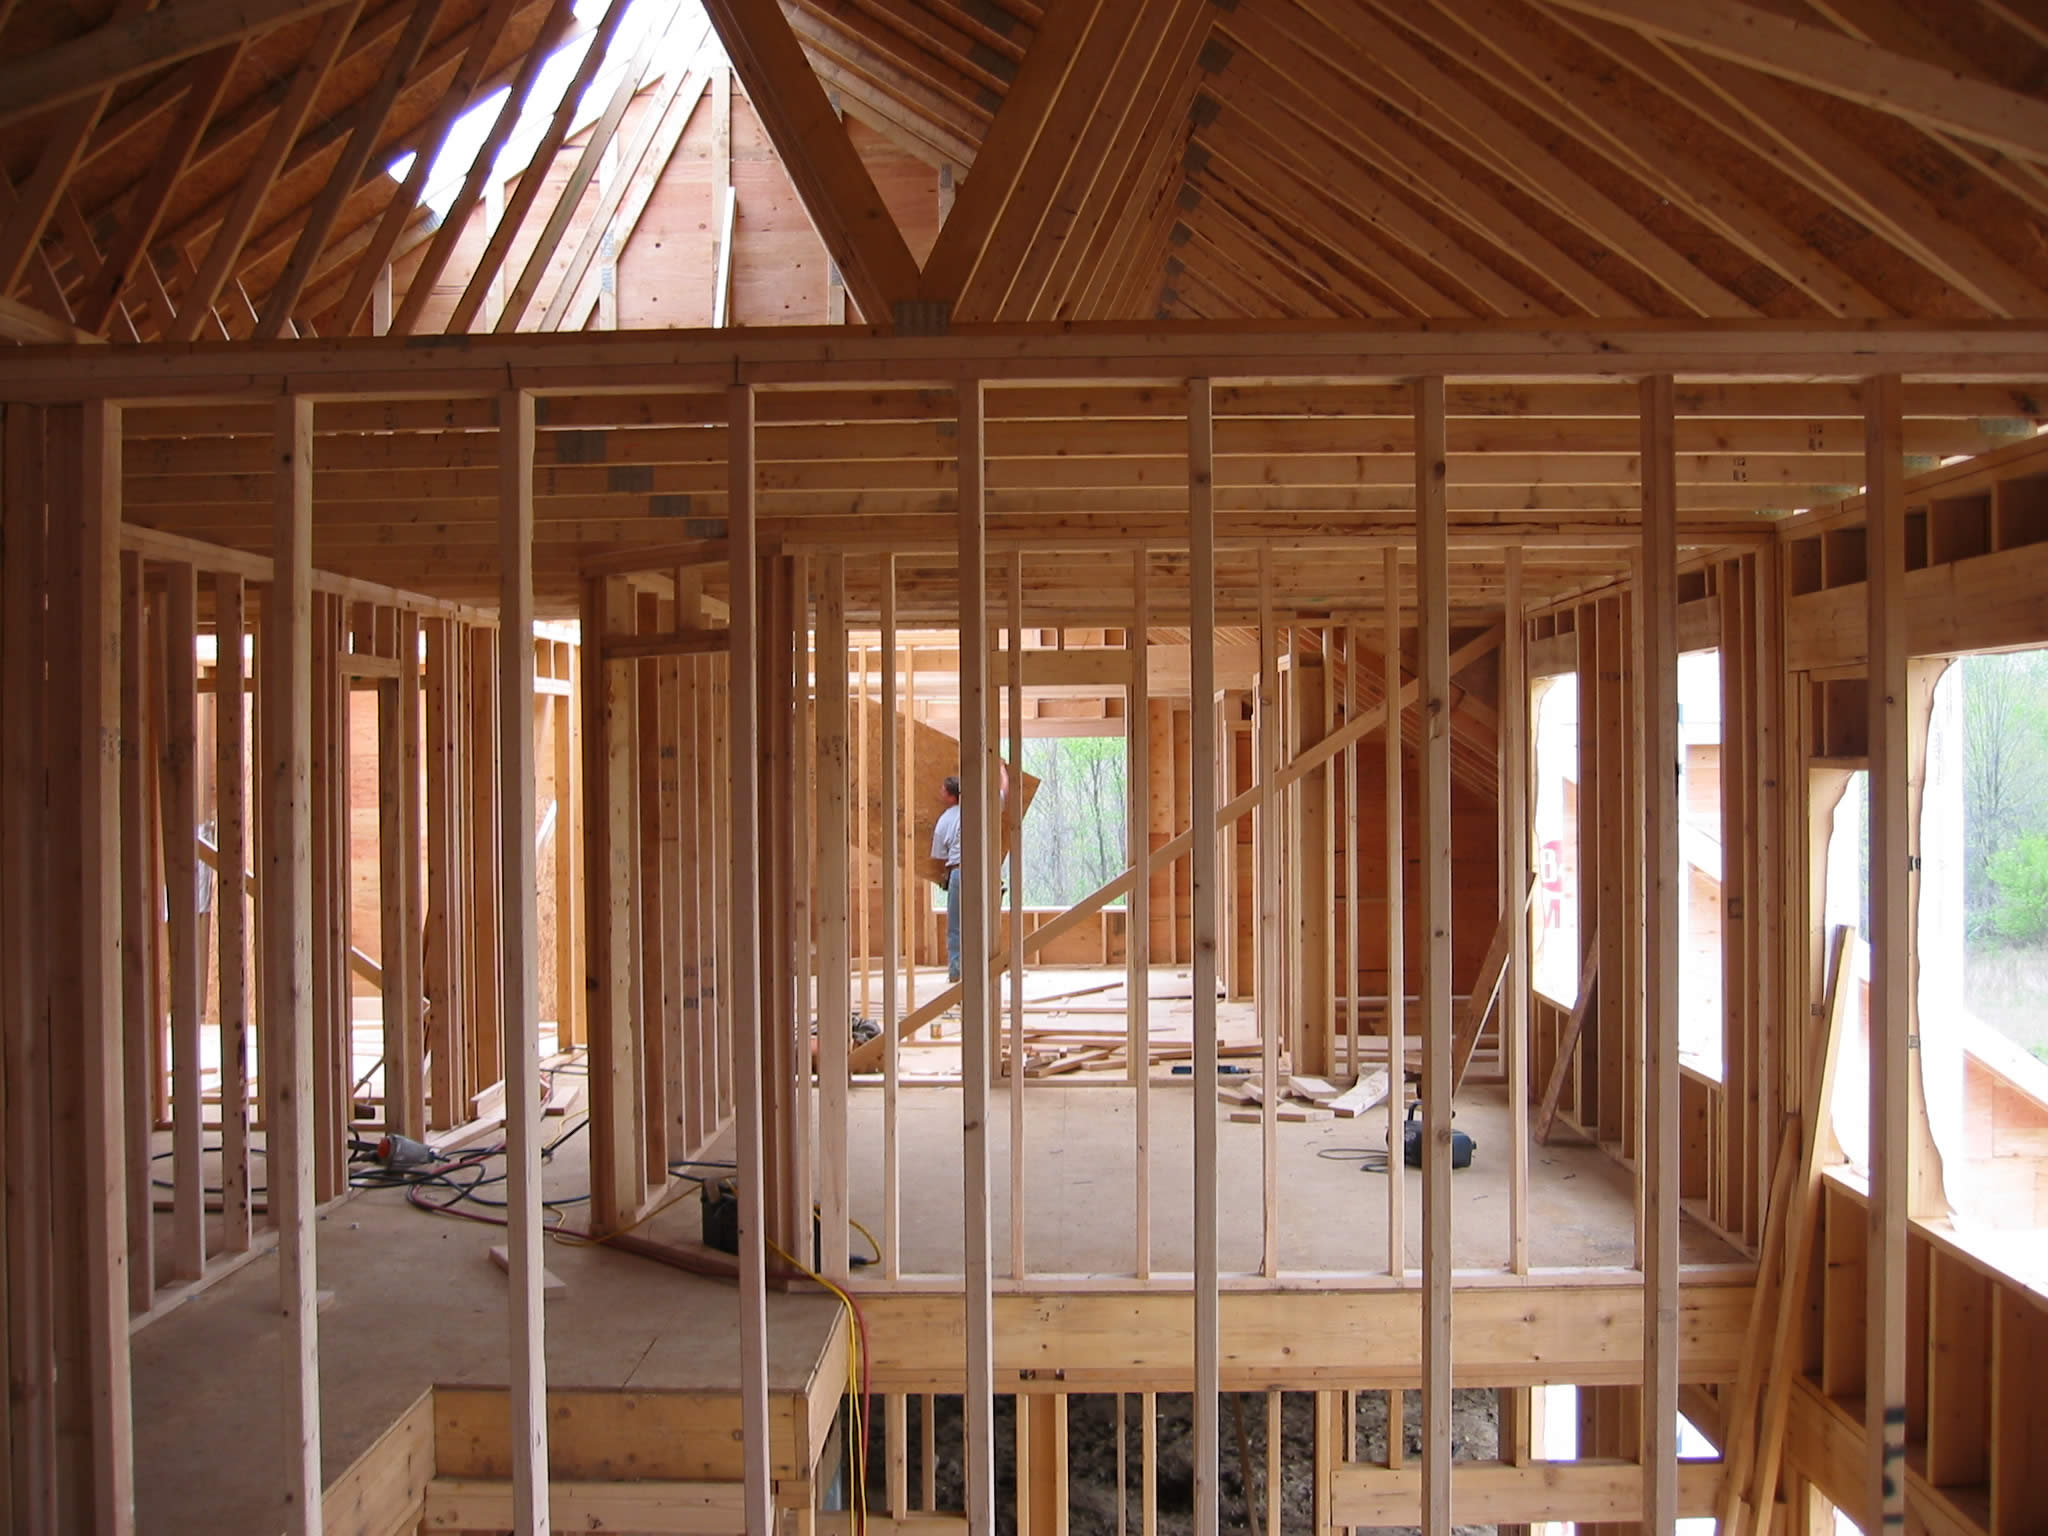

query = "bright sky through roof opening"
[386,0,713,220]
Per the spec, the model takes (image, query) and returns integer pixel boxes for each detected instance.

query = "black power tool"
[1402,1100,1475,1170]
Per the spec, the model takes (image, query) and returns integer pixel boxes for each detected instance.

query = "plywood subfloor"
[130,1159,843,1536]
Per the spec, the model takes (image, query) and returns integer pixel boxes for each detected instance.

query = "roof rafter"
[498,7,706,332]
[954,0,1149,318]
[166,0,363,341]
[1541,0,2048,166]
[1044,0,1212,320]
[916,0,1105,307]
[1277,0,1761,318]
[73,44,246,335]
[255,0,450,339]
[0,0,155,299]
[0,0,363,132]
[1201,37,1574,316]
[1197,164,1468,316]
[985,0,1168,319]
[702,0,925,325]
[783,0,995,150]
[319,0,535,335]
[541,49,716,331]
[1413,0,1892,319]
[388,0,578,336]
[1022,0,1208,320]
[1554,10,2048,316]
[447,0,636,334]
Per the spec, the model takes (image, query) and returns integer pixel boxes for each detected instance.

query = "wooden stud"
[1865,371,1910,1536]
[213,572,252,1251]
[1008,551,1027,1280]
[117,549,156,1309]
[887,1392,908,1515]
[377,663,416,1139]
[499,389,550,1536]
[424,618,462,1129]
[396,609,425,1133]
[3,403,58,1528]
[1128,548,1151,1278]
[265,395,320,1536]
[856,640,870,1022]
[957,377,997,1536]
[881,557,902,1281]
[1504,547,1530,1276]
[819,555,852,1280]
[1142,1391,1158,1536]
[43,403,134,1532]
[1416,375,1452,1536]
[160,560,206,1281]
[1190,377,1222,1536]
[726,382,774,1536]
[1641,373,1681,1533]
[1384,546,1405,1278]
[1255,546,1281,1278]
[583,576,641,1230]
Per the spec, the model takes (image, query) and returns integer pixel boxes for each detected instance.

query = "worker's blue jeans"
[946,865,961,983]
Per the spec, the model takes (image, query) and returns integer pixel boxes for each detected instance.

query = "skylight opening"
[386,0,712,221]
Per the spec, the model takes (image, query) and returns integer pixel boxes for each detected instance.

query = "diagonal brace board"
[1448,873,1538,1093]
[700,0,923,325]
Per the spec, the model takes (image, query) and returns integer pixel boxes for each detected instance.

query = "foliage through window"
[1018,736,1130,909]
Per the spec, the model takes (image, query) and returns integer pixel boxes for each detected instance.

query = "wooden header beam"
[6,322,2048,401]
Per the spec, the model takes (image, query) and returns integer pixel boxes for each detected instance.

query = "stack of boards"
[1219,1070,1389,1123]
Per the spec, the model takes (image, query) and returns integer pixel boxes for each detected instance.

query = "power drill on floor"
[1402,1100,1476,1170]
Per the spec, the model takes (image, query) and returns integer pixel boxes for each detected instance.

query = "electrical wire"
[770,1235,870,1536]
[1317,1145,1393,1173]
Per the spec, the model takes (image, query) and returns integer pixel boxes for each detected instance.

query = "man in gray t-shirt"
[931,776,962,981]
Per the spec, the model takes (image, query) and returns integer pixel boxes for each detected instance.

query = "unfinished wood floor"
[129,1165,844,1536]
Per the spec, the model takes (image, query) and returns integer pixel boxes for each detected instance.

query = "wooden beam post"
[1865,371,1910,1536]
[2,403,59,1530]
[881,555,901,1282]
[1416,376,1453,1536]
[1385,546,1406,1279]
[1255,546,1281,1279]
[1504,551,1530,1275]
[43,401,135,1535]
[1641,373,1681,1533]
[214,571,254,1254]
[726,382,774,1536]
[818,554,851,1281]
[1007,552,1026,1280]
[161,560,206,1282]
[1190,377,1222,1536]
[1128,548,1151,1279]
[498,388,549,1536]
[117,549,154,1312]
[958,377,997,1536]
[265,395,320,1535]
